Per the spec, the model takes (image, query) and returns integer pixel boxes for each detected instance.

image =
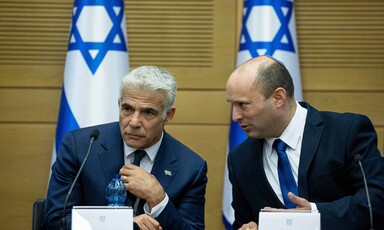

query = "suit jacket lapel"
[250,139,285,208]
[151,132,177,191]
[98,123,125,183]
[298,102,324,198]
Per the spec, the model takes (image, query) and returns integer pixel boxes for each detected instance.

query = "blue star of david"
[67,0,127,74]
[240,0,295,57]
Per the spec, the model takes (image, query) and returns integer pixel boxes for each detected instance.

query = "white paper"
[72,206,133,230]
[259,209,321,230]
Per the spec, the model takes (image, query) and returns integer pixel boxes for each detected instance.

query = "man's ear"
[164,107,176,124]
[273,87,287,107]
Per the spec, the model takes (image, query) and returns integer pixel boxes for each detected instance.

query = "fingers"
[119,164,164,204]
[288,192,300,204]
[287,192,298,204]
[119,164,146,182]
[239,221,258,230]
[134,214,162,230]
[121,163,140,171]
[119,164,145,196]
[288,192,311,210]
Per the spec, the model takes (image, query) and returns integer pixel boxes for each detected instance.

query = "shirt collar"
[280,101,307,150]
[124,131,164,162]
[265,101,307,155]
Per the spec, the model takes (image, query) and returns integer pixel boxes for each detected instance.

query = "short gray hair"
[120,66,177,113]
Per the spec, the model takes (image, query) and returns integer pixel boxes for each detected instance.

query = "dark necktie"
[132,149,146,166]
[273,139,298,208]
[127,150,146,212]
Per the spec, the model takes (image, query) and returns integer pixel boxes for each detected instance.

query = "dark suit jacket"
[43,122,207,230]
[228,102,384,230]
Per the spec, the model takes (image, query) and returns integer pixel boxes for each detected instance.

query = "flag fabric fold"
[51,0,129,165]
[222,0,302,228]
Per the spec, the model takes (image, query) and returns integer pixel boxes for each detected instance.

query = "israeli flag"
[222,0,303,228]
[51,0,129,165]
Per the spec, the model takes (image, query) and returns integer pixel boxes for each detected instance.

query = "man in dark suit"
[43,66,208,230]
[226,55,384,230]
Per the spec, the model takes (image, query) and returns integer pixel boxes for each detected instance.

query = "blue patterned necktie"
[273,139,298,208]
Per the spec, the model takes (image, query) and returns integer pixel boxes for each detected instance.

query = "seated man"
[44,65,208,230]
[226,55,384,230]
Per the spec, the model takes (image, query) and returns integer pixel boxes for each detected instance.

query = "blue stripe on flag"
[55,88,79,153]
[229,120,247,150]
[223,215,233,230]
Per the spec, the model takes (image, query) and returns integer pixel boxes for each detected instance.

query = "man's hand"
[120,164,165,209]
[264,192,312,211]
[238,221,258,230]
[287,192,311,210]
[134,214,162,230]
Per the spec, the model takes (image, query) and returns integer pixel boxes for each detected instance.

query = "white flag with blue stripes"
[51,0,129,165]
[222,0,302,228]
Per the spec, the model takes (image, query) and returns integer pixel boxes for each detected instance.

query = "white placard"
[72,206,133,230]
[259,209,320,230]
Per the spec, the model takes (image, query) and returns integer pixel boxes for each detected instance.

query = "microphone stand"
[60,129,99,230]
[355,154,374,230]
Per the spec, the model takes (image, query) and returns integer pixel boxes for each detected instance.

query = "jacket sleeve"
[43,132,82,230]
[155,160,208,230]
[316,115,384,229]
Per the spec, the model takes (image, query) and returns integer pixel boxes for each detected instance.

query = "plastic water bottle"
[106,174,127,206]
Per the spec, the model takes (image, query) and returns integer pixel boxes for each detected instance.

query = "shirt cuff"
[144,193,169,218]
[310,202,318,211]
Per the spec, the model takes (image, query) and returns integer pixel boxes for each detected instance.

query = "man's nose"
[231,106,242,122]
[129,111,142,127]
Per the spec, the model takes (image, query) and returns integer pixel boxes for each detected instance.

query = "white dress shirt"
[263,101,308,205]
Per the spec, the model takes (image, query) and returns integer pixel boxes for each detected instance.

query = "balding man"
[226,56,384,230]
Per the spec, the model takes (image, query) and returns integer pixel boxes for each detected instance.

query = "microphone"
[354,154,374,230]
[60,129,100,230]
